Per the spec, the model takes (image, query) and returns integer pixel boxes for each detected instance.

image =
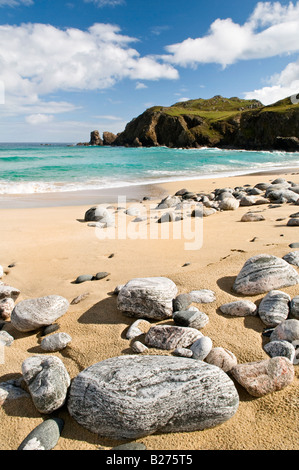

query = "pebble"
[41,324,60,336]
[287,218,299,226]
[131,341,149,354]
[0,330,14,347]
[74,274,93,283]
[18,418,64,451]
[145,325,202,350]
[0,285,20,301]
[219,300,257,317]
[204,347,238,372]
[40,332,72,352]
[290,296,299,319]
[220,198,240,210]
[117,277,178,320]
[0,297,14,320]
[173,309,209,329]
[71,292,90,305]
[190,336,213,360]
[230,357,294,397]
[258,290,290,327]
[241,212,265,222]
[173,347,193,358]
[289,243,299,248]
[11,295,69,333]
[282,251,299,267]
[22,355,71,414]
[270,319,299,343]
[173,293,193,312]
[93,272,110,280]
[189,289,216,304]
[264,340,296,362]
[126,319,150,340]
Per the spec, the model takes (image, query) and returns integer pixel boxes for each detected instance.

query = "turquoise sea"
[0,143,299,195]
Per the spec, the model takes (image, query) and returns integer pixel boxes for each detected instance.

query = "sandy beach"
[0,170,299,451]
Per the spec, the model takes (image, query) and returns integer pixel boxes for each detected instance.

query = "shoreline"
[1,166,299,209]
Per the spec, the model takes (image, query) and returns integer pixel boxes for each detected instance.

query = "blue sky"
[0,0,299,142]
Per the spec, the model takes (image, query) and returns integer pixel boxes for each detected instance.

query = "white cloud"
[163,1,299,67]
[0,0,33,6]
[0,22,178,118]
[84,0,125,7]
[244,58,299,104]
[25,114,54,125]
[135,82,148,89]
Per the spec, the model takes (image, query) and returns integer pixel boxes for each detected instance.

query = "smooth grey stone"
[117,277,177,320]
[0,330,14,347]
[40,332,72,352]
[220,198,240,210]
[189,289,216,304]
[126,319,150,340]
[233,254,299,295]
[270,319,299,343]
[93,272,110,280]
[258,290,290,327]
[287,219,299,226]
[18,418,64,450]
[241,212,265,222]
[267,189,299,203]
[157,195,181,208]
[290,296,299,319]
[11,295,69,332]
[145,325,202,350]
[289,243,299,248]
[190,336,213,360]
[173,309,209,330]
[157,212,175,223]
[131,341,149,354]
[290,212,299,218]
[264,340,295,362]
[41,324,59,336]
[220,300,257,317]
[125,207,141,216]
[22,355,71,414]
[67,355,239,439]
[283,251,299,267]
[254,182,271,191]
[239,195,256,206]
[0,285,20,301]
[75,274,93,283]
[173,293,193,312]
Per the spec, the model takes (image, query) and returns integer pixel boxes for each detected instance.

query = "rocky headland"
[83,95,299,151]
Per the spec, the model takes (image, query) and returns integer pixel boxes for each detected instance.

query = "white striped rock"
[258,290,291,327]
[22,355,70,414]
[145,325,202,350]
[230,357,294,397]
[233,254,299,295]
[11,295,69,332]
[67,355,239,439]
[220,300,257,316]
[117,277,177,320]
[283,251,299,267]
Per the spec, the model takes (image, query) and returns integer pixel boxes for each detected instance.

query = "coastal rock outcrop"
[67,355,239,439]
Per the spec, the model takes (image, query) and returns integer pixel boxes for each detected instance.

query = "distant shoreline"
[0,165,298,209]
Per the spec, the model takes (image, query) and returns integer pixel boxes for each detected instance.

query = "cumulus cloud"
[0,22,178,118]
[0,0,33,6]
[244,58,299,104]
[163,1,299,67]
[25,113,54,125]
[84,0,125,7]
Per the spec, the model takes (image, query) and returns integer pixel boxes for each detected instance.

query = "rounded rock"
[220,300,257,317]
[264,340,296,362]
[190,336,213,360]
[18,418,64,450]
[67,355,239,439]
[258,290,290,327]
[40,332,72,352]
[204,347,238,372]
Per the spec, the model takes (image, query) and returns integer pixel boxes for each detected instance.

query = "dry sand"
[0,170,299,450]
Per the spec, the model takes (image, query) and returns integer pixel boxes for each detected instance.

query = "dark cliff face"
[91,95,299,151]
